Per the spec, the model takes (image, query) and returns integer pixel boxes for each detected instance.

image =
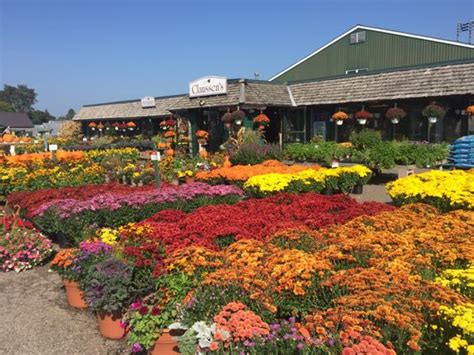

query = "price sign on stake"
[150,151,161,188]
[49,144,58,151]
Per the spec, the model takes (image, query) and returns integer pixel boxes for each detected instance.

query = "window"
[345,68,368,75]
[350,31,366,44]
[284,109,306,143]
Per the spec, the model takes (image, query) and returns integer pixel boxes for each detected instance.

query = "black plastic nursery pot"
[352,184,364,194]
[322,188,333,195]
[50,232,69,248]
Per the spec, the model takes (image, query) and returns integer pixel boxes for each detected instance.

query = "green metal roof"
[270,25,474,83]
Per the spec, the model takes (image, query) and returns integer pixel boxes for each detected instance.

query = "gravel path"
[0,265,127,355]
[0,181,394,354]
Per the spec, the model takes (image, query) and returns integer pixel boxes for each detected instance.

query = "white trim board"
[269,25,474,82]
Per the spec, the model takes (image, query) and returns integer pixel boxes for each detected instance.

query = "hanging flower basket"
[195,130,208,139]
[164,131,176,139]
[232,110,246,122]
[332,111,348,125]
[253,113,270,128]
[355,110,373,125]
[422,103,445,122]
[221,112,233,124]
[386,107,406,124]
[466,105,474,116]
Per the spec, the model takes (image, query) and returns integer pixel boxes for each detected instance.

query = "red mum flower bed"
[134,193,393,252]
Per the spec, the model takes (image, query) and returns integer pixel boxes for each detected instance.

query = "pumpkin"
[2,134,13,143]
[223,156,232,168]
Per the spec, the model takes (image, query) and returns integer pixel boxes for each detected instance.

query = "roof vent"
[350,31,366,44]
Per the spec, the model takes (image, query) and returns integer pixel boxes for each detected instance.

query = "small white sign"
[331,161,339,168]
[9,145,15,156]
[189,76,227,98]
[141,96,156,108]
[49,144,58,151]
[150,152,161,161]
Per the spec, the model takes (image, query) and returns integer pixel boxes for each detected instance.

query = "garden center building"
[74,24,474,149]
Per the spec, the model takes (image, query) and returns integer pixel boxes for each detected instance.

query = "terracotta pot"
[63,279,87,309]
[150,329,181,355]
[185,176,194,184]
[96,311,125,339]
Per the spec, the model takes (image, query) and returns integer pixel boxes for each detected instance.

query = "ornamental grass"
[386,169,474,211]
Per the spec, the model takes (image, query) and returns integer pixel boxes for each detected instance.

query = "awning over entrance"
[169,79,293,111]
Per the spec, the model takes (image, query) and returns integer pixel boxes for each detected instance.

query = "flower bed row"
[195,160,320,184]
[0,148,141,197]
[244,165,371,196]
[7,183,154,217]
[49,203,473,354]
[2,147,140,166]
[129,193,392,252]
[386,169,474,211]
[27,182,243,246]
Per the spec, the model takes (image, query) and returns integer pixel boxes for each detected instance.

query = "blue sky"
[1,0,473,116]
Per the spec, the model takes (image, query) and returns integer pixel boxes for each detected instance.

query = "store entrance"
[196,108,225,152]
[263,107,282,144]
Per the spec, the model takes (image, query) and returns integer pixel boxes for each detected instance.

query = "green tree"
[0,100,13,112]
[29,109,56,125]
[66,108,76,120]
[57,108,76,120]
[0,84,37,112]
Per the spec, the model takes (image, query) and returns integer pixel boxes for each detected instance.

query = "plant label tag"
[331,161,339,168]
[151,152,161,161]
[49,144,58,151]
[9,145,15,156]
